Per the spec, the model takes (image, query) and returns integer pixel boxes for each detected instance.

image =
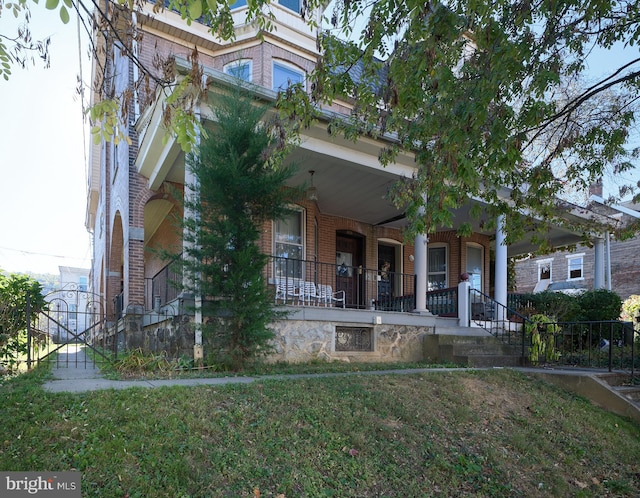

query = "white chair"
[302,281,319,306]
[318,284,345,308]
[274,278,286,303]
[285,278,303,304]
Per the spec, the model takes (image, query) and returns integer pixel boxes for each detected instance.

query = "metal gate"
[27,284,113,370]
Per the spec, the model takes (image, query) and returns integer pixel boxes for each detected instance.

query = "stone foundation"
[268,320,435,363]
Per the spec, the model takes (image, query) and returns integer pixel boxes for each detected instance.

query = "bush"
[577,289,622,322]
[621,295,640,331]
[517,291,581,322]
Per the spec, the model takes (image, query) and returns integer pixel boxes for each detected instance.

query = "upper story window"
[229,0,247,9]
[224,59,252,82]
[79,276,88,292]
[538,259,552,281]
[274,207,304,279]
[428,245,448,291]
[278,0,300,13]
[567,254,584,280]
[273,61,305,91]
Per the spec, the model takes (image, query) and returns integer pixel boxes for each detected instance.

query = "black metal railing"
[470,288,639,377]
[267,256,417,311]
[150,263,181,310]
[470,289,528,354]
[114,292,124,320]
[427,287,458,316]
[547,320,637,374]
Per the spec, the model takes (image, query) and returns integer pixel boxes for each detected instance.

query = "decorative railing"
[149,263,181,310]
[267,256,418,311]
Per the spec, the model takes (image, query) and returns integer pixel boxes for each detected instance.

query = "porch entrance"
[336,232,365,308]
[27,286,112,371]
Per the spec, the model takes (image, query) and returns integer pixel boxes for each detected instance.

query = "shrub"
[621,294,640,330]
[577,289,622,322]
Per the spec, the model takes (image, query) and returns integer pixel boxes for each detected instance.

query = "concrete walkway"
[42,347,640,424]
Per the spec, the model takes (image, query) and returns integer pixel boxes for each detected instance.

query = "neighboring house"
[46,266,91,342]
[514,183,640,301]
[85,2,619,362]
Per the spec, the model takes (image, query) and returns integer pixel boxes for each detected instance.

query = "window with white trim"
[273,62,305,91]
[224,59,252,81]
[538,259,552,281]
[229,0,247,9]
[428,245,448,291]
[274,207,304,279]
[566,254,584,280]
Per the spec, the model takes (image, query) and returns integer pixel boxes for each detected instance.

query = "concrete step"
[454,354,524,368]
[613,386,640,402]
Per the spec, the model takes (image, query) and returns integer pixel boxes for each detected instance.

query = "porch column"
[594,237,605,289]
[414,232,428,312]
[182,105,203,362]
[605,232,612,290]
[494,214,508,321]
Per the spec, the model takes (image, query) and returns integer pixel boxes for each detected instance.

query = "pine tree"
[182,83,301,370]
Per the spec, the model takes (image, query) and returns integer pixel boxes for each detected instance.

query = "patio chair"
[318,284,346,308]
[302,281,319,305]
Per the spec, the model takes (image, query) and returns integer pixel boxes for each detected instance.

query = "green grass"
[1,366,640,497]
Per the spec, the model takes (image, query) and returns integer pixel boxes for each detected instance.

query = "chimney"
[589,178,603,198]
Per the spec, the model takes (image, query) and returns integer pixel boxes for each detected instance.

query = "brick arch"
[107,211,124,318]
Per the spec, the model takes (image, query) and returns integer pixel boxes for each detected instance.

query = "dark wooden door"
[336,233,364,308]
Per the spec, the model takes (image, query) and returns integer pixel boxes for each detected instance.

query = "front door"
[336,233,364,308]
[377,244,396,302]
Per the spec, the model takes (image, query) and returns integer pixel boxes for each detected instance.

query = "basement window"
[335,326,373,352]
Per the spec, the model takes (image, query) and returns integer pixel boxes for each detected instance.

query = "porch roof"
[134,61,619,258]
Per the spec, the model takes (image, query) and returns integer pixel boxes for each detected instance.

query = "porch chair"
[285,278,303,304]
[318,284,346,308]
[302,281,319,305]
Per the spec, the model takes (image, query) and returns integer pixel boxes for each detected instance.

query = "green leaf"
[59,5,70,24]
[63,0,72,7]
[188,0,202,20]
[45,0,59,10]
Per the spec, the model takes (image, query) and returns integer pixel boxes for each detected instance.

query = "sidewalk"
[41,347,640,425]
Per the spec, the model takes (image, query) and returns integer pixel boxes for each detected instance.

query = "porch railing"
[267,256,416,310]
[148,263,181,311]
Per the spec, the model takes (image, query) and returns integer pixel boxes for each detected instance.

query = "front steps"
[424,333,525,367]
[595,372,640,410]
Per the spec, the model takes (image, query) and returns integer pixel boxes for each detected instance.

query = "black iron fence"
[470,289,639,375]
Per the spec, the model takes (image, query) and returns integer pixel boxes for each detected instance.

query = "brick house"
[514,193,640,301]
[85,1,618,362]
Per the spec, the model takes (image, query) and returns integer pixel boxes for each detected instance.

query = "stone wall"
[268,320,435,363]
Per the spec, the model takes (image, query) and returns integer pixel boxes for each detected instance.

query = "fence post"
[26,292,32,370]
[457,281,470,327]
[608,322,614,373]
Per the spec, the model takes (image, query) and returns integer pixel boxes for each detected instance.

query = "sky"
[0,5,637,276]
[0,3,92,275]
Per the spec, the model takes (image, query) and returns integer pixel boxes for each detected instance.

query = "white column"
[414,232,428,313]
[458,280,471,327]
[494,215,508,321]
[594,237,605,289]
[605,232,612,291]
[182,106,204,361]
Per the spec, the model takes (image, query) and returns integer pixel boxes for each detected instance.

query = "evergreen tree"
[182,83,301,370]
